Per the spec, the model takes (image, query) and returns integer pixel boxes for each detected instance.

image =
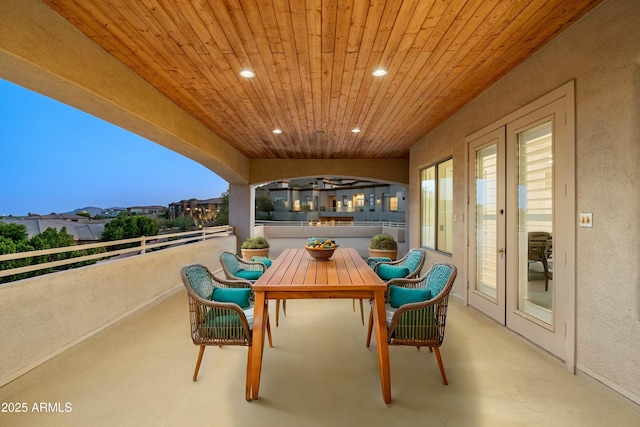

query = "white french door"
[467,84,575,367]
[468,128,506,325]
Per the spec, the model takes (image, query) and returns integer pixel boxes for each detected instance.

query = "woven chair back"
[220,252,242,274]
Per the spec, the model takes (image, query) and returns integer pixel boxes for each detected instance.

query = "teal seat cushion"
[234,269,263,281]
[388,285,431,308]
[252,256,272,268]
[211,287,252,308]
[207,312,243,328]
[393,308,437,340]
[377,264,410,281]
[205,306,255,333]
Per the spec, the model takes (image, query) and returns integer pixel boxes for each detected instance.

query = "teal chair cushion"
[388,285,431,308]
[234,269,263,281]
[403,250,423,273]
[252,256,272,268]
[211,287,251,309]
[377,264,410,281]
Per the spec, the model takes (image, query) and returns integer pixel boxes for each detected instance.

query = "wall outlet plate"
[579,212,593,227]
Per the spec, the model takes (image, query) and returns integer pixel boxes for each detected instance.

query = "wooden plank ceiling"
[44,0,602,160]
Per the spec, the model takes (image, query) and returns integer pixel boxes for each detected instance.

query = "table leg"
[250,291,268,400]
[372,289,391,403]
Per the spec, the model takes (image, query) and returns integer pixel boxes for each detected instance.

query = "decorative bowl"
[305,246,338,260]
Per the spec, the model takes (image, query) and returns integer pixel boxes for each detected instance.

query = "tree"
[173,214,195,231]
[27,226,77,273]
[0,236,34,282]
[0,225,104,283]
[213,190,229,226]
[0,222,28,243]
[102,213,159,241]
[29,226,76,250]
[255,187,274,219]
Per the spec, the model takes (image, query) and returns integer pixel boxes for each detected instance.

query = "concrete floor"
[1,290,639,427]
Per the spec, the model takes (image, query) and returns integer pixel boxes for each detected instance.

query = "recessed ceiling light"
[372,69,387,77]
[272,129,282,134]
[239,70,255,78]
[352,128,361,133]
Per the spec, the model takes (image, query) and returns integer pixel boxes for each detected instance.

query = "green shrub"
[369,233,397,250]
[241,237,269,249]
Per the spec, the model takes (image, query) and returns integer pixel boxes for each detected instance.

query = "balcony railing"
[0,226,233,281]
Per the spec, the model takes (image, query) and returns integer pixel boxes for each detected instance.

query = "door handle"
[497,248,506,254]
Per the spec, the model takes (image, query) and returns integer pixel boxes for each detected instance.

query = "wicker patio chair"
[528,232,553,291]
[219,251,266,282]
[372,248,426,281]
[180,263,273,400]
[219,251,289,326]
[353,249,427,325]
[366,262,457,385]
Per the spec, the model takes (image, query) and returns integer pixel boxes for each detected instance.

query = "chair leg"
[266,313,273,348]
[193,345,206,382]
[358,299,364,325]
[433,346,448,385]
[245,345,253,401]
[365,309,374,347]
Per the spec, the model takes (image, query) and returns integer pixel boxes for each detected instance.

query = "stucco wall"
[409,0,640,403]
[261,225,408,259]
[0,236,237,386]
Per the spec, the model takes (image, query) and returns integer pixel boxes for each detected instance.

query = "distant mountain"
[67,207,125,217]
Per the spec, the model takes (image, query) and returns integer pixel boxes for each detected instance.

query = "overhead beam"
[250,159,409,185]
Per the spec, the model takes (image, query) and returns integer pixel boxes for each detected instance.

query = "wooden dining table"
[249,247,392,403]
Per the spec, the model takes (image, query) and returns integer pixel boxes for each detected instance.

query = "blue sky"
[0,79,229,217]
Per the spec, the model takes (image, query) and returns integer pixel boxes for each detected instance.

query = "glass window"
[420,158,453,253]
[389,197,398,211]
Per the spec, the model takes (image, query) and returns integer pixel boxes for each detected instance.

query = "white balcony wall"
[0,236,237,386]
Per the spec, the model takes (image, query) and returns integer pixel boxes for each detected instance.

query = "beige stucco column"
[229,184,254,253]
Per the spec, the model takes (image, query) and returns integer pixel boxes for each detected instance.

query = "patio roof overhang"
[0,0,603,185]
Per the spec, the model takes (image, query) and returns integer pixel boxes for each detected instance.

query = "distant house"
[27,213,87,221]
[1,217,105,244]
[127,206,165,215]
[264,178,406,222]
[100,208,127,218]
[168,198,224,225]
